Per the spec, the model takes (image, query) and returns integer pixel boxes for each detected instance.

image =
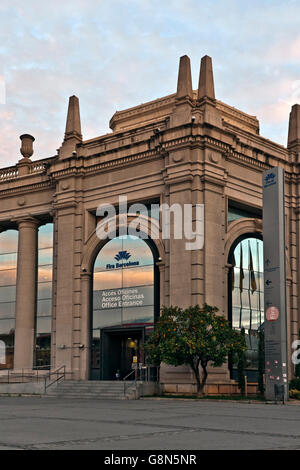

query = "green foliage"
[289,389,300,400]
[237,327,246,395]
[144,304,247,394]
[257,329,265,396]
[289,378,300,391]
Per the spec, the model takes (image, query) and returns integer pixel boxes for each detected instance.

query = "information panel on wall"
[262,167,288,401]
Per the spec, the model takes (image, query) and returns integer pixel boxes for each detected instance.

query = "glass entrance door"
[100,328,143,380]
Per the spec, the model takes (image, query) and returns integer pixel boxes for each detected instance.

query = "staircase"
[46,380,137,400]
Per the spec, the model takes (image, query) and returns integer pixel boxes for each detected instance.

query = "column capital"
[11,216,40,228]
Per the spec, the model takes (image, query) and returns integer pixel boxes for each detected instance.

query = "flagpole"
[248,240,252,345]
[239,244,243,329]
[257,239,261,327]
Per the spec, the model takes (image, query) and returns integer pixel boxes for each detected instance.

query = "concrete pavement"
[0,397,299,450]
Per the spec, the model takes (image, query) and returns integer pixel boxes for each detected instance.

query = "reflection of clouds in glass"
[38,265,53,282]
[38,248,53,265]
[0,230,17,367]
[123,266,153,287]
[94,235,153,271]
[94,267,153,290]
[0,269,17,286]
[94,270,122,290]
[36,224,53,344]
[93,236,155,329]
[234,238,263,272]
[38,224,54,249]
[0,230,18,255]
[0,253,18,270]
[232,237,264,337]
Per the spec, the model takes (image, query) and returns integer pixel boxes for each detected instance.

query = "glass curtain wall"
[0,230,18,369]
[35,223,53,368]
[91,235,154,374]
[230,237,264,379]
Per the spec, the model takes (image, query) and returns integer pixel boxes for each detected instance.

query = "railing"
[0,365,50,384]
[0,365,66,393]
[122,369,137,398]
[0,167,19,181]
[122,365,160,398]
[44,365,66,391]
[0,158,52,182]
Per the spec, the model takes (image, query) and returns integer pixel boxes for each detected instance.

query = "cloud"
[1,0,300,168]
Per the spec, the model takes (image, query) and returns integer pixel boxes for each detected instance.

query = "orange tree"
[144,304,246,395]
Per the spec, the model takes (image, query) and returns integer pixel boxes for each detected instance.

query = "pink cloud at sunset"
[1,0,300,168]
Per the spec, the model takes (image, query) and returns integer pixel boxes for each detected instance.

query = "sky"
[1,0,300,168]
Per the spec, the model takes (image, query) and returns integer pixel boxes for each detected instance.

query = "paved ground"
[0,397,299,450]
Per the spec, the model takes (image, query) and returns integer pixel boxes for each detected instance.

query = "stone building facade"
[0,55,299,391]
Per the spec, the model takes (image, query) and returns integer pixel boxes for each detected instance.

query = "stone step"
[58,382,126,387]
[47,394,127,400]
[46,380,137,400]
[59,387,128,392]
[47,392,124,397]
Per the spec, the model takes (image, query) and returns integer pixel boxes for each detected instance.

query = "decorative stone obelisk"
[287,104,300,157]
[58,95,82,159]
[170,55,194,127]
[197,55,222,128]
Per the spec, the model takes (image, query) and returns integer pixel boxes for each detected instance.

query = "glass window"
[92,235,155,374]
[38,265,53,283]
[0,231,18,255]
[0,270,17,287]
[228,205,262,224]
[122,266,154,287]
[0,230,18,369]
[230,237,264,377]
[35,224,53,369]
[0,253,18,270]
[0,286,17,303]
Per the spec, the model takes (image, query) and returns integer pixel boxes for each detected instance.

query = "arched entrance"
[90,234,159,380]
[228,234,264,381]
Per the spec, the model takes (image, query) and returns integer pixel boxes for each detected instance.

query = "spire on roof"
[176,55,193,100]
[59,95,82,159]
[198,55,215,101]
[288,104,300,149]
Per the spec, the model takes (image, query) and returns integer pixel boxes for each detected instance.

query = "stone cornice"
[109,93,176,131]
[0,179,54,198]
[52,200,78,211]
[0,126,294,195]
[200,173,226,188]
[164,174,193,186]
[49,148,163,180]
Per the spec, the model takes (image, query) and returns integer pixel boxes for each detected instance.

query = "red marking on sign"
[266,306,279,322]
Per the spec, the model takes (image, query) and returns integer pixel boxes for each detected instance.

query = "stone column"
[80,271,91,380]
[14,217,38,370]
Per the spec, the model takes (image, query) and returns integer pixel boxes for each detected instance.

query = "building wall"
[0,55,299,385]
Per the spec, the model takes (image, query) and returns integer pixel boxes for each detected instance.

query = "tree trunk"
[200,360,208,396]
[190,359,204,396]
